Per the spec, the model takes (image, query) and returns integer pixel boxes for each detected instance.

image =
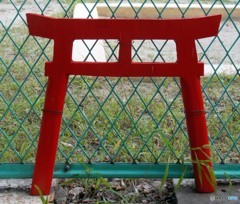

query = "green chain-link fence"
[0,0,239,179]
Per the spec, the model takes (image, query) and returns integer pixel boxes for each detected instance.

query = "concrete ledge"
[204,64,238,76]
[0,179,57,203]
[73,3,239,75]
[72,3,106,62]
[176,181,240,204]
[96,3,240,19]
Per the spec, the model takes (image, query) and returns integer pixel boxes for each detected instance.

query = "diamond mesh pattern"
[0,1,239,168]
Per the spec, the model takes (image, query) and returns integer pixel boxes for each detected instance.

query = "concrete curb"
[96,3,240,19]
[72,3,106,62]
[174,179,240,204]
[73,3,239,76]
[0,179,58,204]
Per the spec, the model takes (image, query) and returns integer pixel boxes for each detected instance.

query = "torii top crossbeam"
[27,14,221,78]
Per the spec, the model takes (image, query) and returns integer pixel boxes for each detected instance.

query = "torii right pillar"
[178,36,217,192]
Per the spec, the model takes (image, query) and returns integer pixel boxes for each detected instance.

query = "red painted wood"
[27,13,221,195]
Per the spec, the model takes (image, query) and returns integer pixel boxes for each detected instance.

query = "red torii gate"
[26,13,221,195]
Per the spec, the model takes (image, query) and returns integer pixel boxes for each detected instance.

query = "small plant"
[174,158,187,192]
[34,185,49,204]
[191,145,217,191]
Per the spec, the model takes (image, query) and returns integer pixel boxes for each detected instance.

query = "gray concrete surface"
[0,179,56,204]
[175,180,240,204]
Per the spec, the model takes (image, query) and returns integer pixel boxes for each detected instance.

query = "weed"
[34,185,49,204]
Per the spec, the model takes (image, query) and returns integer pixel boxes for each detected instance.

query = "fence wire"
[0,0,239,177]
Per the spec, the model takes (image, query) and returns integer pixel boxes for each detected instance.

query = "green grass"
[1,23,239,165]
